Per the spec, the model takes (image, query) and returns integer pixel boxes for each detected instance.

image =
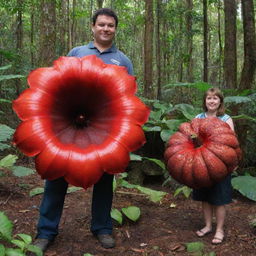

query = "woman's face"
[205,93,221,113]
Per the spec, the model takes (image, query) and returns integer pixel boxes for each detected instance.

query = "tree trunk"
[156,0,162,99]
[15,0,23,96]
[143,0,154,98]
[185,0,193,82]
[30,1,35,67]
[239,0,256,90]
[38,0,56,67]
[71,0,77,46]
[203,0,208,82]
[97,0,104,9]
[217,0,223,85]
[223,0,237,89]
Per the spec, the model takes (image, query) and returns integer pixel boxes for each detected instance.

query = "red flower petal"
[13,55,149,188]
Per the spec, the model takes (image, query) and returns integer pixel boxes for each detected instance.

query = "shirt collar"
[88,41,117,53]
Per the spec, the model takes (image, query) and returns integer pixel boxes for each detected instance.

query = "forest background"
[0,0,256,255]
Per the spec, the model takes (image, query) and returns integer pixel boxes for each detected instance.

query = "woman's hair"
[203,87,225,116]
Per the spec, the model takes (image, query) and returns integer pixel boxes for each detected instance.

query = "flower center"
[74,113,90,128]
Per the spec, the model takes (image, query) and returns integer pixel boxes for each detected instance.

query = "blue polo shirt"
[67,42,134,75]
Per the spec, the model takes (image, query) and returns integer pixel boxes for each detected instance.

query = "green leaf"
[83,254,94,256]
[160,129,174,142]
[29,187,44,197]
[67,187,83,193]
[224,96,251,104]
[173,104,197,120]
[121,206,141,222]
[0,64,12,71]
[0,74,24,82]
[11,239,25,250]
[11,166,35,177]
[0,124,15,142]
[0,154,18,168]
[130,153,143,161]
[16,234,32,245]
[0,211,13,242]
[119,179,137,189]
[231,114,256,122]
[232,176,256,201]
[185,241,204,253]
[143,157,165,170]
[0,142,11,151]
[174,186,192,198]
[0,244,5,255]
[143,125,162,132]
[150,110,163,121]
[0,99,12,104]
[136,186,167,202]
[26,244,43,256]
[5,248,24,256]
[164,119,182,130]
[111,208,123,224]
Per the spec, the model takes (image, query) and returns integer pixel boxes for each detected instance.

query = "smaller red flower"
[13,56,150,188]
[164,117,241,189]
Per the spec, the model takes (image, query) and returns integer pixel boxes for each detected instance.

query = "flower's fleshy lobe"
[13,55,150,188]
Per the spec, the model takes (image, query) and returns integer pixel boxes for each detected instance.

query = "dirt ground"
[1,171,256,256]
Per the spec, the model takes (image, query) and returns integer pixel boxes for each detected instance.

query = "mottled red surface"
[1,171,255,256]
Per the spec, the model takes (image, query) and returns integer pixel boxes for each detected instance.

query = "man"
[33,8,133,254]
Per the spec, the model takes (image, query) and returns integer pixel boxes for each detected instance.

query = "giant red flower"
[13,55,150,188]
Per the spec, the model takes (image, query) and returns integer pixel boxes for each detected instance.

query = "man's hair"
[92,8,118,27]
[203,87,225,116]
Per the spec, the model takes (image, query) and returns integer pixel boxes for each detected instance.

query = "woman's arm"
[226,117,234,131]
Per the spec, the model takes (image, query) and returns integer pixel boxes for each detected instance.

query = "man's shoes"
[33,238,52,252]
[96,234,115,248]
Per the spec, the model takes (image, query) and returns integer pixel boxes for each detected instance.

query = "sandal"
[196,228,212,237]
[212,230,224,245]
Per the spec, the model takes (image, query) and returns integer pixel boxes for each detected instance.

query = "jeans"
[36,173,114,241]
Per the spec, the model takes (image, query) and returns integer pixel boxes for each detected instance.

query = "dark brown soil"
[1,172,256,256]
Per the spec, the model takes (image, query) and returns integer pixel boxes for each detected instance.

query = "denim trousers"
[36,173,114,241]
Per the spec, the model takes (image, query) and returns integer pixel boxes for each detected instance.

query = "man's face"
[92,15,116,46]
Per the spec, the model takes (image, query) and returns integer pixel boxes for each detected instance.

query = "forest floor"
[0,171,256,256]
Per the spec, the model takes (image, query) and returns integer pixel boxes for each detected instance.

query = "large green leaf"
[0,99,12,104]
[232,176,256,201]
[172,104,197,120]
[121,206,140,222]
[186,241,204,253]
[11,239,25,250]
[67,187,82,193]
[0,124,15,142]
[130,153,143,161]
[143,157,165,170]
[163,81,211,91]
[160,129,174,142]
[0,64,12,71]
[0,211,13,242]
[5,248,24,256]
[0,244,6,255]
[29,187,44,197]
[0,155,18,168]
[224,96,251,104]
[136,186,167,202]
[16,234,32,245]
[232,114,256,122]
[27,244,43,256]
[110,208,123,224]
[0,142,11,151]
[0,74,24,82]
[11,166,35,177]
